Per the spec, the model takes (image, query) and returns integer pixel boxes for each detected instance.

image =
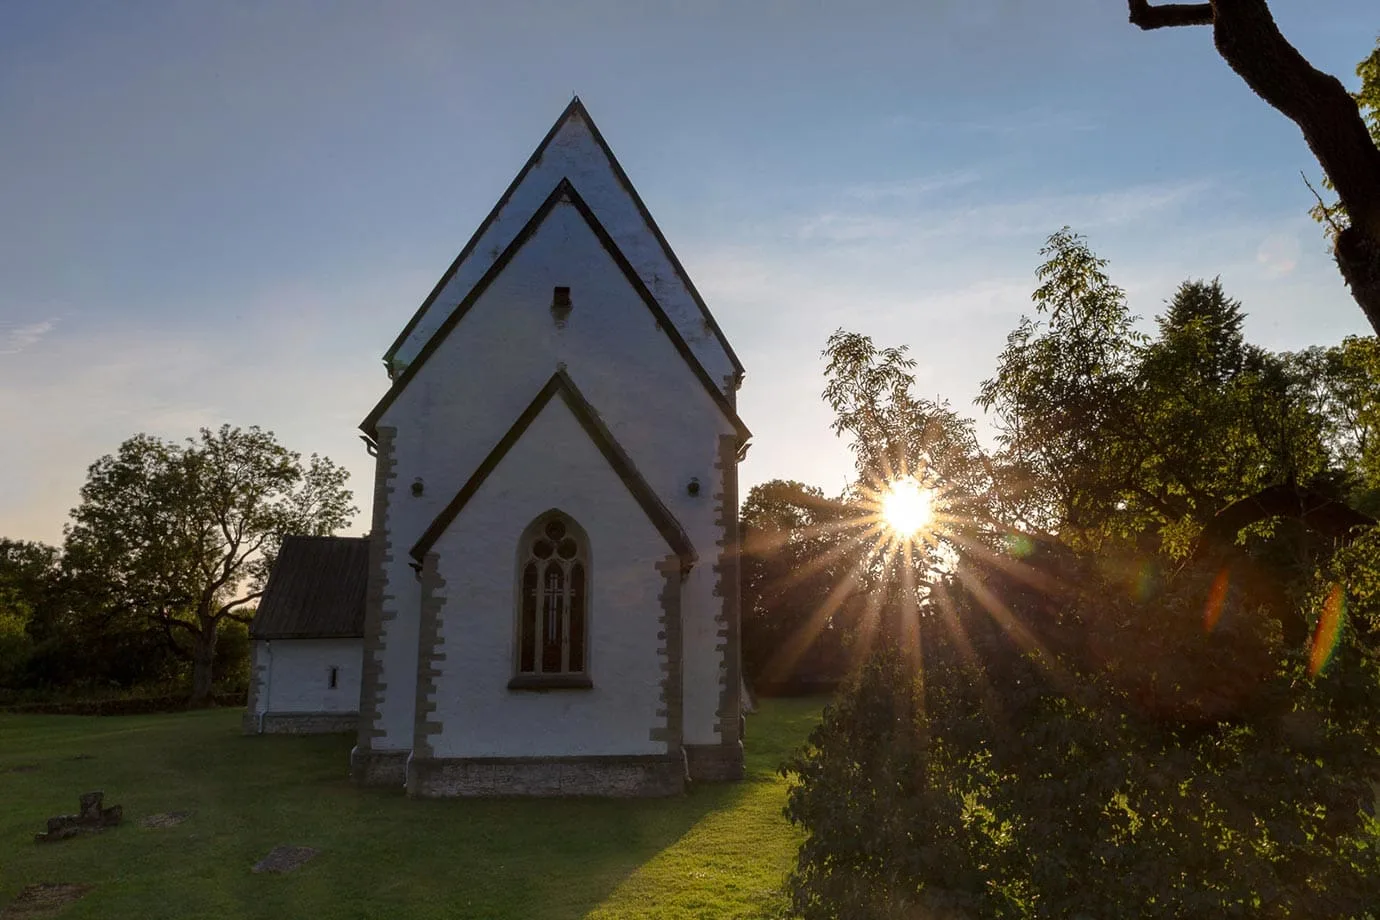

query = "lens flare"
[1203,569,1230,632]
[881,477,934,537]
[1309,583,1345,677]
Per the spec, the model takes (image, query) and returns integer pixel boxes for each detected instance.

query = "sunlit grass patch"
[0,698,823,920]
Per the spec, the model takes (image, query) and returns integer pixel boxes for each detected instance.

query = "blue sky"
[2,1,1376,545]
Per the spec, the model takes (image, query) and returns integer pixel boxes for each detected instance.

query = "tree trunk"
[1130,1,1380,334]
[189,621,218,706]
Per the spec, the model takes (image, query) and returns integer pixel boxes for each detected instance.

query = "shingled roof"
[249,535,369,640]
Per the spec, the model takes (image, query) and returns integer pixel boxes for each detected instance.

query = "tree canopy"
[778,227,1380,918]
[60,424,355,703]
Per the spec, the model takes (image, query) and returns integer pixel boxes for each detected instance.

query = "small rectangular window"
[328,666,339,689]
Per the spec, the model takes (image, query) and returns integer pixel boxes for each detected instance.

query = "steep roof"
[360,178,750,443]
[382,97,743,381]
[249,536,369,639]
[412,369,695,566]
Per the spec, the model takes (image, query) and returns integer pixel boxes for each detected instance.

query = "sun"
[881,477,934,537]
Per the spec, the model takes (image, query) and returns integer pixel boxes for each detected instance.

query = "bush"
[0,691,247,715]
[782,562,1380,919]
[0,604,33,687]
[213,618,251,693]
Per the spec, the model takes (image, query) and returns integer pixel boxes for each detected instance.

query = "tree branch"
[1302,170,1346,239]
[1206,1,1380,237]
[154,614,200,635]
[156,617,195,660]
[1128,2,1213,32]
[1196,483,1375,554]
[213,591,262,622]
[1132,0,1380,333]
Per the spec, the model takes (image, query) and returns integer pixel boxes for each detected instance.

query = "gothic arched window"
[516,513,589,678]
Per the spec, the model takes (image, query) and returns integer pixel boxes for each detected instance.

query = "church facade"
[341,99,749,796]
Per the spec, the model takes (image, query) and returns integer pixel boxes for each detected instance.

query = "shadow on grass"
[0,700,827,920]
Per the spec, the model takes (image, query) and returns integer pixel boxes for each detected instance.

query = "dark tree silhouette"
[1129,1,1380,334]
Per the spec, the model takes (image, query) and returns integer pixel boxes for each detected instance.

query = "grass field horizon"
[0,698,823,919]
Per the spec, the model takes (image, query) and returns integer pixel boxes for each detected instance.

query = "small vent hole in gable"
[551,286,572,327]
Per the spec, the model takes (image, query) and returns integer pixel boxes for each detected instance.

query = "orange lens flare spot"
[1309,583,1345,677]
[1204,569,1230,632]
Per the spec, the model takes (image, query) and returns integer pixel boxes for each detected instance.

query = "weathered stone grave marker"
[33,791,122,843]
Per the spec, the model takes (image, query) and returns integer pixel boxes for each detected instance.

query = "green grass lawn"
[0,698,822,920]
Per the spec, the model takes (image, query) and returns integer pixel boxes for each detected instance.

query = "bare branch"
[1128,1,1213,31]
[1303,170,1347,239]
[213,591,262,622]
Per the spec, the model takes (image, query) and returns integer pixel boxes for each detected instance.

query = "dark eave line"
[575,101,744,376]
[360,178,750,443]
[382,98,582,368]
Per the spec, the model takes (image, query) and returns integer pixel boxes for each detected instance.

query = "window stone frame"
[509,509,593,690]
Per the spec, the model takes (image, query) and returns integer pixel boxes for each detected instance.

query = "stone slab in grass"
[33,792,121,843]
[0,883,93,918]
[139,812,191,829]
[252,845,319,874]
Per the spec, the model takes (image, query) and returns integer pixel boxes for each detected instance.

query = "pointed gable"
[360,179,750,444]
[384,98,742,388]
[412,370,695,565]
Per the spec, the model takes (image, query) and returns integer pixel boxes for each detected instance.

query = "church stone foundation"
[350,747,410,787]
[406,754,685,798]
[254,712,358,735]
[684,742,745,782]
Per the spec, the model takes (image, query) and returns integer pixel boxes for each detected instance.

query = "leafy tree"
[783,231,1380,919]
[824,331,997,523]
[740,480,857,687]
[980,235,1347,560]
[0,536,188,693]
[62,425,355,703]
[0,539,58,687]
[1129,4,1380,335]
[822,328,1017,665]
[785,594,1380,918]
[1302,335,1380,507]
[978,227,1142,541]
[740,334,1014,688]
[1153,276,1246,383]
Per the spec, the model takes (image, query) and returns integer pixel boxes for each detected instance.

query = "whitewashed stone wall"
[251,638,362,717]
[417,399,671,758]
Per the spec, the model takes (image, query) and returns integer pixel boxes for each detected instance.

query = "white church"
[245,99,750,797]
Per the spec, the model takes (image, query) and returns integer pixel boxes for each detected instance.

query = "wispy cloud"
[886,109,1098,136]
[842,170,983,203]
[0,267,416,545]
[797,179,1215,245]
[0,319,56,355]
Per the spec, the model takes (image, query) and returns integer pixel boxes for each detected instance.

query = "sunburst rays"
[749,465,1085,693]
